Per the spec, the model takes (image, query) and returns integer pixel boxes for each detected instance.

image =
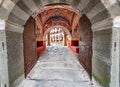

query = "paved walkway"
[18,46,94,87]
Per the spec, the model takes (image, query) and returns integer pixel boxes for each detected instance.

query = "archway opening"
[48,28,64,46]
[43,26,72,47]
[23,5,93,82]
[4,2,96,86]
[23,3,93,80]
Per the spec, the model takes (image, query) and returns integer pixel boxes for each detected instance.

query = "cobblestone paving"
[18,46,94,87]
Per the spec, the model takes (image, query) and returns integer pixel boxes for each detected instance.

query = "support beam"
[47,33,50,46]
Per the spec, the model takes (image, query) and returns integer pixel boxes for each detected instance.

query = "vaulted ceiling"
[33,4,81,32]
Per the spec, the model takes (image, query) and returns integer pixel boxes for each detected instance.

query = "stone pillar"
[6,20,25,87]
[110,16,120,87]
[47,33,50,46]
[64,33,67,46]
[0,19,9,87]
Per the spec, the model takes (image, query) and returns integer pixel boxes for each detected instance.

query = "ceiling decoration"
[33,4,81,34]
[44,16,70,26]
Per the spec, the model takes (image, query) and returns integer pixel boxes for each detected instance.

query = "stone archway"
[43,26,72,46]
[43,26,72,41]
[0,0,120,87]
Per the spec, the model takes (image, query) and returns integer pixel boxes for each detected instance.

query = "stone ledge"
[6,20,24,33]
[92,18,113,32]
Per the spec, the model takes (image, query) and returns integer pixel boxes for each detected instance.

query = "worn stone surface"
[6,30,24,86]
[0,30,9,87]
[18,46,94,87]
[92,17,113,32]
[22,0,39,12]
[107,3,120,17]
[0,6,10,20]
[86,2,105,19]
[110,21,120,87]
[82,0,100,14]
[93,29,112,87]
[93,29,112,62]
[90,9,110,24]
[6,20,24,33]
[8,13,26,25]
[34,0,42,8]
[17,0,33,15]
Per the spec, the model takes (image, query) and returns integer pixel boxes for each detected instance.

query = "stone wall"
[6,27,24,86]
[93,29,112,87]
[110,17,120,87]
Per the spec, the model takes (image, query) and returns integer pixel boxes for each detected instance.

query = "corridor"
[18,46,94,87]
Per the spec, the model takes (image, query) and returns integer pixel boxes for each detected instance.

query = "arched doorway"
[1,0,117,84]
[23,7,93,80]
[43,26,72,47]
[49,28,64,46]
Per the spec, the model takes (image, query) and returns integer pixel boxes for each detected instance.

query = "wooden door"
[79,14,93,79]
[23,16,37,77]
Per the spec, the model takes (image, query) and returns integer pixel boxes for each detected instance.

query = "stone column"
[0,19,9,87]
[47,33,50,46]
[64,32,67,46]
[6,20,25,87]
[110,16,120,87]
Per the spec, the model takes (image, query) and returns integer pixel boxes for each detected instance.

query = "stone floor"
[18,46,94,87]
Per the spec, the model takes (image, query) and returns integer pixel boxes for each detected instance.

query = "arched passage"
[43,26,72,46]
[0,0,119,87]
[43,25,72,41]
